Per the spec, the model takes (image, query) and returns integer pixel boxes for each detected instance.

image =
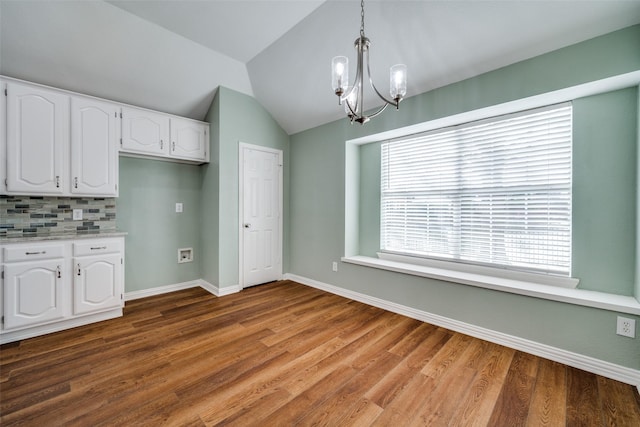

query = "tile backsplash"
[1,196,116,238]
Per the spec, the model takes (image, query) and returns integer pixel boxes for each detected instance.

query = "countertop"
[0,230,128,244]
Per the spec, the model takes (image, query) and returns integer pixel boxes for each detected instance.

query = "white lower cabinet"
[3,258,65,330]
[1,237,124,343]
[73,243,122,315]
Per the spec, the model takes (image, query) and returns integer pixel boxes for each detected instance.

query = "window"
[381,103,572,276]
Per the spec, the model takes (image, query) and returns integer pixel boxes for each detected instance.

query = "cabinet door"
[1,82,6,194]
[73,254,122,315]
[6,82,68,194]
[3,260,65,330]
[71,97,119,196]
[170,118,207,161]
[121,107,169,156]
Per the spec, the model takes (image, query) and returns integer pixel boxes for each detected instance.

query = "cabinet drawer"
[73,240,121,256]
[3,244,65,262]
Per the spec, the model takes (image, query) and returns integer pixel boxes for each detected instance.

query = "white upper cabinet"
[71,97,119,196]
[1,76,210,193]
[120,106,169,156]
[5,82,68,195]
[1,82,6,194]
[170,117,208,161]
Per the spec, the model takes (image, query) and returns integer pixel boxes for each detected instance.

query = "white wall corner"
[199,280,241,297]
[283,273,640,389]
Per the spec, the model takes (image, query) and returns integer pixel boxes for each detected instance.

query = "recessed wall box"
[178,247,193,263]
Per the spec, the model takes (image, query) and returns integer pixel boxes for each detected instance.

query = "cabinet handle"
[172,141,176,151]
[56,176,60,188]
[25,251,46,255]
[160,140,163,149]
[57,266,62,279]
[74,177,78,189]
[77,264,81,276]
[90,246,107,250]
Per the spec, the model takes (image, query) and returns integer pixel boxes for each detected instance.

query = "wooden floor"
[1,281,639,426]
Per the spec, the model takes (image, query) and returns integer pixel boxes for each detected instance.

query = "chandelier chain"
[360,0,365,38]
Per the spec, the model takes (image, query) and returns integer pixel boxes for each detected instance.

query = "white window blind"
[381,103,572,276]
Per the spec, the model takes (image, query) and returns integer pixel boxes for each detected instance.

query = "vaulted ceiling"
[1,1,639,135]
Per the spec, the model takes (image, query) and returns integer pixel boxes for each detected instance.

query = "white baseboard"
[124,280,202,301]
[124,279,241,301]
[199,280,242,297]
[284,273,640,389]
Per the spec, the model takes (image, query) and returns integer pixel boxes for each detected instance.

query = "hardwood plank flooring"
[1,280,639,426]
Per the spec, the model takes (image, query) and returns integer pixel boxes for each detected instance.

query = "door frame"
[238,142,284,289]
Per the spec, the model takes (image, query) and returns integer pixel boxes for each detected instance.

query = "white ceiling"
[1,1,639,135]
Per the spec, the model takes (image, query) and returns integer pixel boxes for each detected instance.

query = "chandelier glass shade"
[331,0,407,124]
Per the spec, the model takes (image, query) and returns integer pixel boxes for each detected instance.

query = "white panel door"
[120,106,169,156]
[241,145,282,288]
[170,117,207,161]
[3,260,65,330]
[71,97,119,196]
[73,254,122,315]
[6,82,69,194]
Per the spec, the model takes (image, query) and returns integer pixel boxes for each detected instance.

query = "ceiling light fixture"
[331,0,407,125]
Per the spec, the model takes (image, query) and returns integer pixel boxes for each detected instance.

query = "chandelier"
[331,0,407,124]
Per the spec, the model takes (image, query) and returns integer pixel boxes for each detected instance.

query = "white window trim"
[343,71,640,314]
[377,251,579,288]
[342,255,640,316]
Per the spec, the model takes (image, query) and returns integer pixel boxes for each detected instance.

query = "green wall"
[201,86,290,289]
[572,89,637,294]
[201,90,221,286]
[289,25,640,369]
[118,87,289,293]
[117,157,203,292]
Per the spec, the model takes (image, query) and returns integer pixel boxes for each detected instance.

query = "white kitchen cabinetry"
[73,240,123,315]
[1,76,210,179]
[120,106,169,156]
[1,82,6,194]
[170,117,208,161]
[5,82,68,195]
[1,236,125,344]
[3,79,119,197]
[3,244,66,330]
[71,97,119,196]
[120,107,209,164]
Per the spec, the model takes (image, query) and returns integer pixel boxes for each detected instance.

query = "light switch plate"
[73,209,83,220]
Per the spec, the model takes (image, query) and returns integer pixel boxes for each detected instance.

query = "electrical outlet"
[72,209,83,220]
[175,203,183,213]
[332,261,338,272]
[616,316,636,338]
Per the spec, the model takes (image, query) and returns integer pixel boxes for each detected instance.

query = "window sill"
[341,255,640,316]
